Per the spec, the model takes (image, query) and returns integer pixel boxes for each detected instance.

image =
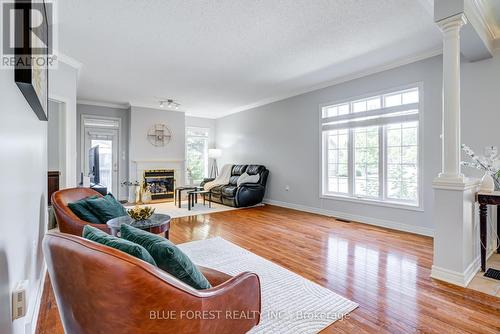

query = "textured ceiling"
[57,0,441,118]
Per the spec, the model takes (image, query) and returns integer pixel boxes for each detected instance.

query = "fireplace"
[143,169,175,201]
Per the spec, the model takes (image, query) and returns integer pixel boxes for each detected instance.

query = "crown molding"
[219,47,443,119]
[465,0,499,42]
[77,99,130,109]
[53,51,84,83]
[55,53,83,70]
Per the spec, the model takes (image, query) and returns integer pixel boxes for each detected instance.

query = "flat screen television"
[89,146,100,185]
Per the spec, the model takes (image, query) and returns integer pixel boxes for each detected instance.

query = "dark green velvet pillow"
[68,195,102,224]
[82,225,157,266]
[86,194,127,224]
[120,224,211,290]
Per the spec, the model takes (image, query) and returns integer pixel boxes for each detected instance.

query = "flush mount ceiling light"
[159,99,180,110]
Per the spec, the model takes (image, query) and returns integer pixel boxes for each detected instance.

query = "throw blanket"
[204,164,233,191]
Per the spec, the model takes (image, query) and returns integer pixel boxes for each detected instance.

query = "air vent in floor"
[484,268,500,280]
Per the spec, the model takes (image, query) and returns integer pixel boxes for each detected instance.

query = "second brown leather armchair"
[51,187,110,236]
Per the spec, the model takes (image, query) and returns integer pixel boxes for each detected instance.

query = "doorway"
[81,116,121,196]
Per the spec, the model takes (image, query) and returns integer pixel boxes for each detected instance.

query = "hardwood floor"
[36,205,500,333]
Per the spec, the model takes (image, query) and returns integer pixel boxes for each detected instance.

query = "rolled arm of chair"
[200,271,261,333]
[53,204,111,236]
[198,266,232,286]
[149,269,261,334]
[235,184,266,207]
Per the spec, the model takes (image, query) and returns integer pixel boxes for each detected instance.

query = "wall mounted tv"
[89,146,100,185]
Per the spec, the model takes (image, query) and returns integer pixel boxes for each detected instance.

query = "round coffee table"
[106,213,171,238]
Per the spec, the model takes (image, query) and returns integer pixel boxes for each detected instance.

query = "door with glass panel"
[84,129,119,196]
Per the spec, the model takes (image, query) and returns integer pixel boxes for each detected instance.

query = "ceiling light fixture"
[159,99,180,110]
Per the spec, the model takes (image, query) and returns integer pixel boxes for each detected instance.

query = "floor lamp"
[208,149,222,178]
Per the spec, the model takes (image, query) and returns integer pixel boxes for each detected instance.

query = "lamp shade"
[208,148,222,159]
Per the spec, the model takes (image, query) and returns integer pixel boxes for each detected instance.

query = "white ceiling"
[57,0,442,118]
[485,0,500,33]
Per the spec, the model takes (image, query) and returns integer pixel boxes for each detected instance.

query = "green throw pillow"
[120,224,211,290]
[82,225,157,266]
[68,195,102,224]
[86,194,127,224]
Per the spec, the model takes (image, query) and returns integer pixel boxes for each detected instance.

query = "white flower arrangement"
[461,144,500,189]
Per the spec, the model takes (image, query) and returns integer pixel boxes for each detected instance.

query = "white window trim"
[318,82,424,211]
[185,126,210,183]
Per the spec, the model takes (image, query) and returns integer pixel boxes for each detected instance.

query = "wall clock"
[147,124,172,147]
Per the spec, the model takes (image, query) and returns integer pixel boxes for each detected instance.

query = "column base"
[430,257,480,287]
[431,177,480,287]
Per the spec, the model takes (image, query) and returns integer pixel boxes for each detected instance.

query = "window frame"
[185,126,210,184]
[318,83,424,211]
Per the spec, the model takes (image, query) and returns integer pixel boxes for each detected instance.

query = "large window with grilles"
[320,85,421,207]
[186,127,210,183]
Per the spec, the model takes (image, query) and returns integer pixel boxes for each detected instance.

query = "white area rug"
[125,201,238,218]
[178,237,358,334]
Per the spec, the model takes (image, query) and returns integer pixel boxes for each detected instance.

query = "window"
[186,127,209,183]
[321,86,420,206]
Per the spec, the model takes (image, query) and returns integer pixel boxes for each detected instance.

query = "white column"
[436,14,467,182]
[431,13,481,287]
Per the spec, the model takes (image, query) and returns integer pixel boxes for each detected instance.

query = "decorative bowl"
[127,206,155,221]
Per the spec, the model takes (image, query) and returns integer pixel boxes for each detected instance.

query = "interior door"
[84,128,119,196]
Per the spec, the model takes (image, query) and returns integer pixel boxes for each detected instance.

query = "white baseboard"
[430,256,480,287]
[263,198,434,237]
[25,263,47,334]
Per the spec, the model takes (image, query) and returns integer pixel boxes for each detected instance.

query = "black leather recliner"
[201,165,269,208]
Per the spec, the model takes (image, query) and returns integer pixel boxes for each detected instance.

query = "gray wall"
[47,101,62,171]
[461,50,500,176]
[77,104,130,200]
[0,61,48,333]
[215,51,500,235]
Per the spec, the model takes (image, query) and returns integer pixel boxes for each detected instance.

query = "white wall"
[129,106,186,186]
[215,51,500,236]
[0,66,48,334]
[77,104,130,200]
[49,62,79,188]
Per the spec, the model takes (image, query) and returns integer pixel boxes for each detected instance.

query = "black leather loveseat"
[201,165,269,208]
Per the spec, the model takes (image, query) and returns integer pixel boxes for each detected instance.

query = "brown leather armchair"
[43,232,261,334]
[51,188,110,236]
